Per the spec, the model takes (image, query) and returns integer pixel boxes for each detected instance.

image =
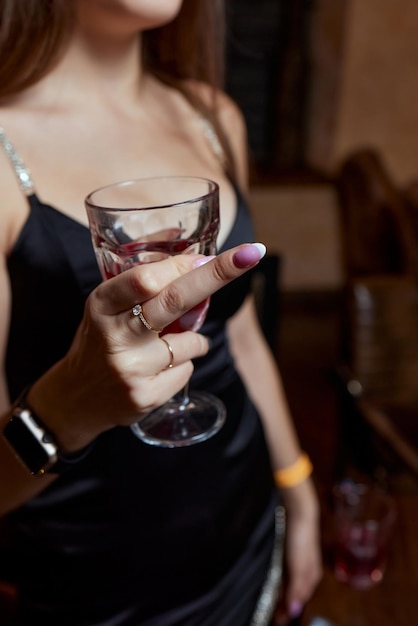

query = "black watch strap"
[51,443,94,474]
[3,388,93,476]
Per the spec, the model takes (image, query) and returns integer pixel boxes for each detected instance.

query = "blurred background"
[226,0,418,291]
[224,1,418,624]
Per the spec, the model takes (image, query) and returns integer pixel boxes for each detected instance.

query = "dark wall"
[225,0,314,176]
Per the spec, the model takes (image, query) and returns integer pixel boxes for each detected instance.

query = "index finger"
[91,253,206,315]
[144,243,266,331]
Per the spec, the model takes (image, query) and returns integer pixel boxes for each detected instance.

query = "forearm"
[228,297,303,469]
[228,298,320,516]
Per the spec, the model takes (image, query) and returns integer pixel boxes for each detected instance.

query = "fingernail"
[194,255,215,268]
[233,243,266,269]
[289,600,303,619]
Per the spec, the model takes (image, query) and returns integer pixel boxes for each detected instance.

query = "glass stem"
[180,383,191,409]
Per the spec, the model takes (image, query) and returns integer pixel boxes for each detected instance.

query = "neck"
[14,28,146,112]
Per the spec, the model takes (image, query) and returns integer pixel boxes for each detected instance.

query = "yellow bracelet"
[273,453,313,489]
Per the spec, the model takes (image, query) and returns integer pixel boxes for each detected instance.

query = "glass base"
[130,391,226,447]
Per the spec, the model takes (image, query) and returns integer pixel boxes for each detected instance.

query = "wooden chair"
[334,149,418,481]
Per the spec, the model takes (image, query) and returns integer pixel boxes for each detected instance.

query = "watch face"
[3,415,56,475]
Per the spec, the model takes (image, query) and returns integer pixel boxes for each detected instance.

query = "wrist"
[273,453,320,519]
[26,369,98,454]
[280,476,320,520]
[4,387,95,476]
[273,452,313,489]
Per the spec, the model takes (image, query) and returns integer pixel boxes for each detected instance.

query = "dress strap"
[197,116,227,169]
[0,127,34,195]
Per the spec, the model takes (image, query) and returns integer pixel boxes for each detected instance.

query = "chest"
[16,120,236,250]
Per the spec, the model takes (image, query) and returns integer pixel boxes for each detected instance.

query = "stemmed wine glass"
[85,176,226,447]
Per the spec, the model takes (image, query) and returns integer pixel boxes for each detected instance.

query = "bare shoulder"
[184,79,248,187]
[185,80,246,138]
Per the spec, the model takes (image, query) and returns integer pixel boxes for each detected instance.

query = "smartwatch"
[3,389,93,476]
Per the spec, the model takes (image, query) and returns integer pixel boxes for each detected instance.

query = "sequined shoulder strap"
[197,116,227,169]
[0,128,34,195]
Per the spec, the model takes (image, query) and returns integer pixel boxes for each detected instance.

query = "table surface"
[300,488,418,626]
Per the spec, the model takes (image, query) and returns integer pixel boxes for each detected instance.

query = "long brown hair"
[0,0,234,171]
[0,0,74,98]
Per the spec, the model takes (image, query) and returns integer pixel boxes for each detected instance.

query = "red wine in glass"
[97,237,212,332]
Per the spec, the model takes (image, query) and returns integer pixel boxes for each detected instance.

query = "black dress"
[3,183,279,625]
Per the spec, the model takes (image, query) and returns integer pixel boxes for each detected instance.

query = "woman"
[0,1,321,624]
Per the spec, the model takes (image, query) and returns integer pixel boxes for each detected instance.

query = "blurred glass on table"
[332,480,396,589]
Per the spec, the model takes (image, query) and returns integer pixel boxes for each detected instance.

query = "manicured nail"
[233,243,266,269]
[194,255,215,268]
[289,600,303,619]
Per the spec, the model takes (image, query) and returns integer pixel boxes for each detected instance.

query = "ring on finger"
[132,303,163,333]
[160,337,174,370]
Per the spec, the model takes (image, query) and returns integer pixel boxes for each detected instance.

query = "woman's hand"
[273,479,323,625]
[27,243,266,453]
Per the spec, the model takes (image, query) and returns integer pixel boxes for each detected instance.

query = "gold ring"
[132,304,163,333]
[160,337,174,370]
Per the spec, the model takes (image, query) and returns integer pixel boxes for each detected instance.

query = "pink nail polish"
[233,243,266,269]
[194,256,215,268]
[289,600,303,618]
